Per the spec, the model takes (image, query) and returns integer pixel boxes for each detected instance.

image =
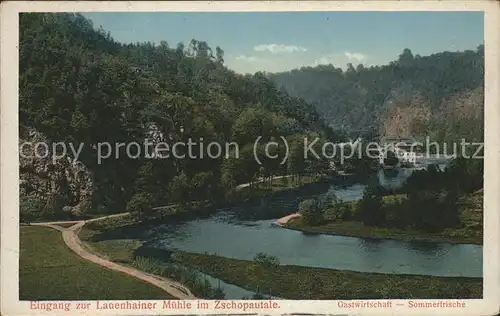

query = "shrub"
[253,252,280,266]
[211,287,226,299]
[132,256,162,275]
[134,256,225,299]
[20,195,44,222]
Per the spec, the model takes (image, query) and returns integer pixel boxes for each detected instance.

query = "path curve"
[31,214,196,300]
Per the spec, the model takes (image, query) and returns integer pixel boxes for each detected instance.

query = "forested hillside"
[269,47,484,141]
[19,13,337,220]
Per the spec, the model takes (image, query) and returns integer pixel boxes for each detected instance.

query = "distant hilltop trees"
[269,46,484,143]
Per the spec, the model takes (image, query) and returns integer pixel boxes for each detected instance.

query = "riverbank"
[78,218,227,299]
[19,226,172,300]
[280,191,483,245]
[172,252,482,299]
[275,213,301,226]
[115,173,348,224]
[74,211,482,297]
[283,219,482,245]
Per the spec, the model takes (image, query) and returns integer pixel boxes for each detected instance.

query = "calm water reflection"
[149,161,482,278]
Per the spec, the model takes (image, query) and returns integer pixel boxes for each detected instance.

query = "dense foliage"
[269,47,484,142]
[20,13,337,218]
[253,252,280,267]
[298,198,324,225]
[355,159,482,233]
[293,157,483,237]
[19,13,485,226]
[357,185,386,226]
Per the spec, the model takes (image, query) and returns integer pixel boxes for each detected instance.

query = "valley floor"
[18,185,483,301]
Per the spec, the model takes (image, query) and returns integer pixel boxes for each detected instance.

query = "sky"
[82,11,484,74]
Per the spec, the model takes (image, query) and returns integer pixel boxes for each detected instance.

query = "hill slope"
[269,47,484,141]
[19,13,335,219]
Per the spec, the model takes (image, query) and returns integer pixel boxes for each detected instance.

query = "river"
[126,157,482,298]
[142,156,481,284]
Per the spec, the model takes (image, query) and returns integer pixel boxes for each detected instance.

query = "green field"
[173,252,482,300]
[20,226,173,300]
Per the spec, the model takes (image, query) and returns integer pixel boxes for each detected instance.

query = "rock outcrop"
[19,127,93,218]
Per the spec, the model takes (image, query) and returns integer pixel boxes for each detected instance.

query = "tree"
[357,185,385,226]
[126,192,154,219]
[299,198,324,225]
[287,134,307,184]
[220,155,238,195]
[405,189,459,233]
[167,172,189,205]
[402,164,445,193]
[190,171,214,202]
[17,13,370,220]
[445,157,483,194]
[346,63,355,74]
[280,176,289,187]
[268,45,484,141]
[437,189,460,228]
[356,64,365,72]
[215,46,224,64]
[398,48,414,66]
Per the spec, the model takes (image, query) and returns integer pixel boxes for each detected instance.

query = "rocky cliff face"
[378,91,432,137]
[436,87,484,122]
[19,127,93,218]
[378,87,483,141]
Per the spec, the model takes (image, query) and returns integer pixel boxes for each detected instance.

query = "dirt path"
[236,174,293,189]
[276,213,302,226]
[30,214,196,299]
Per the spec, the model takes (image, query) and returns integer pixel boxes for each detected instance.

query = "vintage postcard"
[1,1,500,315]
